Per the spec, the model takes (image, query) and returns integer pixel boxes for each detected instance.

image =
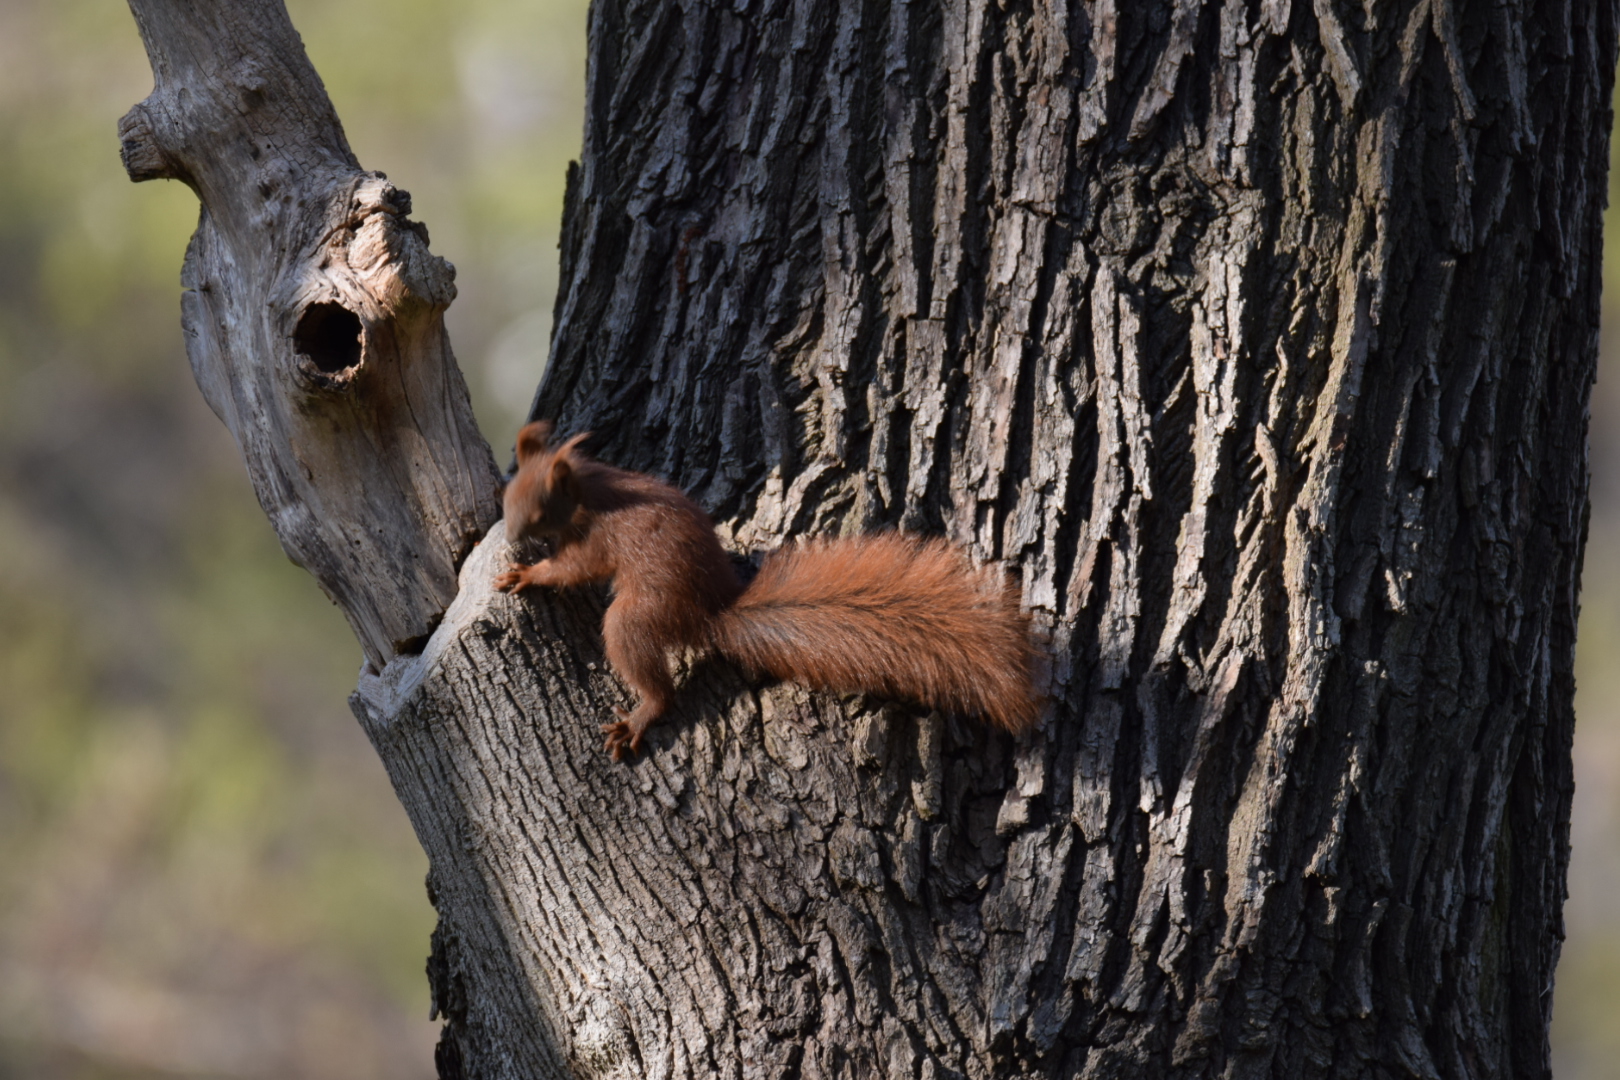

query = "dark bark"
[122,0,1614,1078]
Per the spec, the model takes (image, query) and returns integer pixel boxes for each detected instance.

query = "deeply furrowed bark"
[123,0,1613,1078]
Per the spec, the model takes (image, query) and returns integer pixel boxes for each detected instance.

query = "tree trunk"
[122,0,1613,1078]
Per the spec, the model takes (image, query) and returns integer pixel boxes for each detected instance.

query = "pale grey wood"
[121,0,502,669]
[122,0,1615,1077]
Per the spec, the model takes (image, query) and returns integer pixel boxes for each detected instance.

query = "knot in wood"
[117,101,185,183]
[319,174,457,315]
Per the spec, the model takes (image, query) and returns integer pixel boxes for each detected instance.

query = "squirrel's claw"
[601,709,643,761]
[493,563,530,592]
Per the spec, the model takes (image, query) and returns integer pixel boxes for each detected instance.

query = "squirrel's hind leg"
[599,601,677,761]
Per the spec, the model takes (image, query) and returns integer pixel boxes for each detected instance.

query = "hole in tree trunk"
[294,302,363,373]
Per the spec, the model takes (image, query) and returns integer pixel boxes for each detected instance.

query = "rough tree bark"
[121,0,1612,1078]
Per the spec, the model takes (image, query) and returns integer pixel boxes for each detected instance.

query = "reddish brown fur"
[715,534,1037,733]
[496,421,1039,759]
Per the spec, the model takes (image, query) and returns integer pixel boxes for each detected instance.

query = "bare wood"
[121,0,502,668]
[123,0,1616,1078]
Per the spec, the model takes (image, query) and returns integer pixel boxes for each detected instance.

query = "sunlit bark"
[123,0,1614,1076]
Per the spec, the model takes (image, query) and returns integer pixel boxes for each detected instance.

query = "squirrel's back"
[712,534,1038,732]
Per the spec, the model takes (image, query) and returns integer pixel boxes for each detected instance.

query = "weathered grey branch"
[124,0,1615,1077]
[121,0,501,668]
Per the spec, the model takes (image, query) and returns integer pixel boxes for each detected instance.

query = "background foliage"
[0,1,583,1076]
[0,2,1613,1077]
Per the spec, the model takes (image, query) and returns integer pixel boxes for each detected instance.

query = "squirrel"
[494,421,1039,759]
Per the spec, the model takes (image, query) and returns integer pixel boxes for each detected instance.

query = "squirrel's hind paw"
[600,722,640,761]
[601,709,645,761]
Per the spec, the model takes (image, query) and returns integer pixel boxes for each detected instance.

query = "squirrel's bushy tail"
[712,534,1038,732]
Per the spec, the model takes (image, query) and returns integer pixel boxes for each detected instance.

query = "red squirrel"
[494,421,1038,759]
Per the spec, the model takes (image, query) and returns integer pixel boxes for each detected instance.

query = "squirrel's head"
[504,420,589,544]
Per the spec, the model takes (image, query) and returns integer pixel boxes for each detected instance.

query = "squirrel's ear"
[515,421,553,464]
[548,455,579,496]
[558,431,591,457]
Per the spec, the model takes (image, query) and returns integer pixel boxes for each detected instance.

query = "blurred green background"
[0,0,583,1076]
[0,3,1616,1078]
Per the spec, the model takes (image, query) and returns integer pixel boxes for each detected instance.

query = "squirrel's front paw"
[493,562,531,592]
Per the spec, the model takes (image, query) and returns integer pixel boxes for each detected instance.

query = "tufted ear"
[514,421,553,464]
[557,431,591,458]
[547,454,580,500]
